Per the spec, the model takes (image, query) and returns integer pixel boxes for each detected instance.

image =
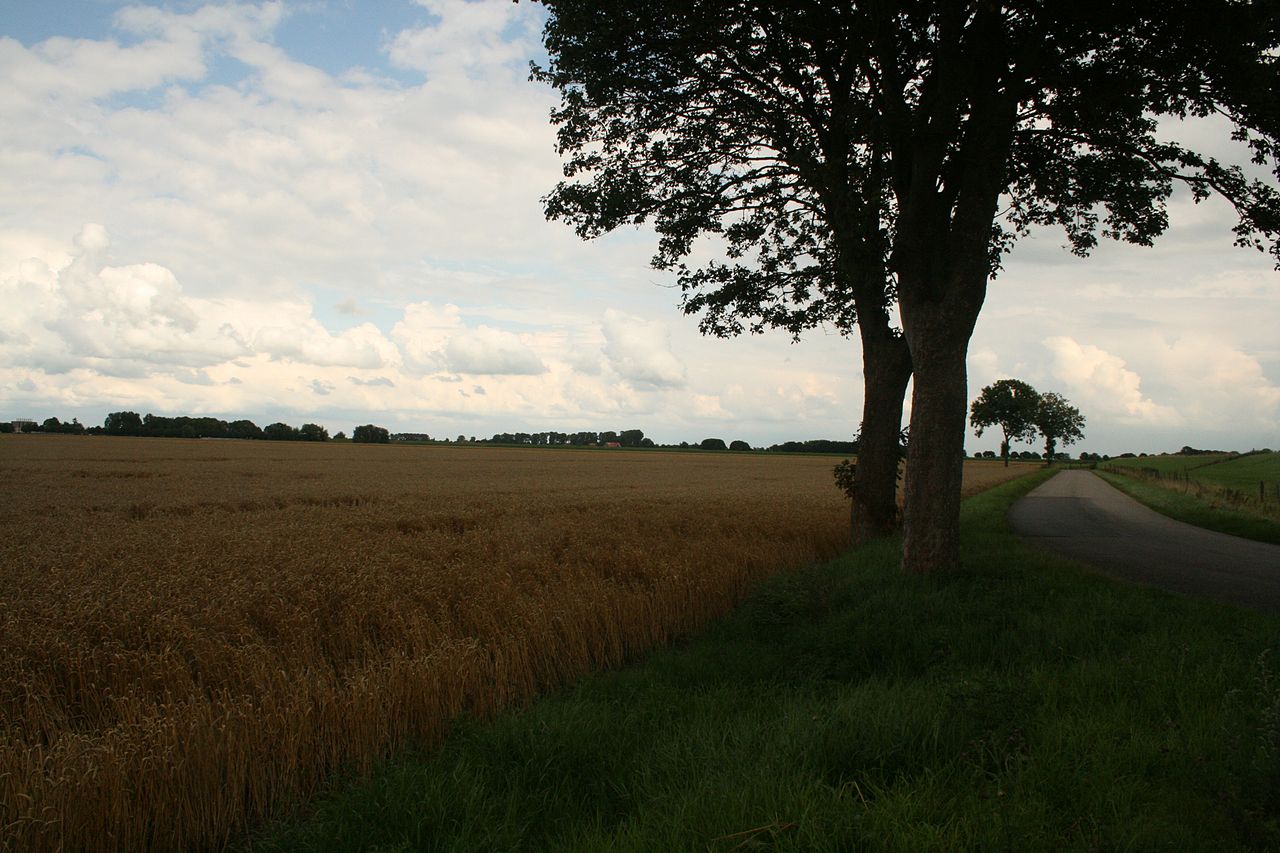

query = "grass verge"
[243,471,1280,851]
[1097,470,1280,546]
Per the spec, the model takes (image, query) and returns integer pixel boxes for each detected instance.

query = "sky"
[1,1,1278,455]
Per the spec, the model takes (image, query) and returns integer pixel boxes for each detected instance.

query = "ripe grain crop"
[0,436,1031,852]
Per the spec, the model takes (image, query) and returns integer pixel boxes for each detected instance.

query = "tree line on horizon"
[0,411,394,443]
[4,413,871,455]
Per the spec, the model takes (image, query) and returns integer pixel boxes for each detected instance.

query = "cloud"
[601,309,686,388]
[254,319,393,369]
[1043,336,1181,425]
[1141,334,1280,430]
[349,376,394,387]
[1,225,249,370]
[444,326,546,375]
[385,1,536,78]
[0,225,408,379]
[391,301,546,375]
[335,297,367,316]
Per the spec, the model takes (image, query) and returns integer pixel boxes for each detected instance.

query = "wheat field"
[0,435,1030,851]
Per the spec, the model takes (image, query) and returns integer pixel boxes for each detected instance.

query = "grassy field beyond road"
[247,472,1280,852]
[1097,471,1280,546]
[1101,451,1280,542]
[1106,451,1280,492]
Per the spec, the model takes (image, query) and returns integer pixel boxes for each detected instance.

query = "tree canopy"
[536,0,1280,573]
[969,379,1042,467]
[353,424,391,444]
[1034,393,1086,464]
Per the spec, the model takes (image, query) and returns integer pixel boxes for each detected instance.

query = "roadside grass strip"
[1097,471,1280,546]
[245,471,1280,852]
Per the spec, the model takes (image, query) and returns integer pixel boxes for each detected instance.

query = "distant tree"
[0,423,13,434]
[353,424,390,444]
[619,428,645,447]
[1034,393,1086,466]
[333,431,347,441]
[729,440,751,452]
[640,437,655,448]
[227,419,262,440]
[40,417,62,432]
[299,423,329,442]
[970,381,1041,467]
[263,422,300,441]
[700,438,728,451]
[104,411,143,436]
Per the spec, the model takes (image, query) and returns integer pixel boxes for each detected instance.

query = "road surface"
[1008,470,1280,613]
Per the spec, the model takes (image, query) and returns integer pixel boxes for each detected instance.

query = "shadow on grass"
[244,472,1280,852]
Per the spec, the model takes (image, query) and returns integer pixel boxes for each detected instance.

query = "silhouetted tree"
[620,429,646,447]
[104,411,144,436]
[227,419,262,440]
[1034,393,1086,465]
[263,422,300,441]
[353,424,390,444]
[537,0,1280,573]
[970,380,1041,467]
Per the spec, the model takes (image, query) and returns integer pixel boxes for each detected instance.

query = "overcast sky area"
[2,1,1278,454]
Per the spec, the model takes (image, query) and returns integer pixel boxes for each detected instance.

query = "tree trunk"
[850,333,913,545]
[897,267,988,575]
[900,336,971,574]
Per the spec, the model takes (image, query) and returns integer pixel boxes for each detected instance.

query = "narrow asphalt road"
[1008,470,1280,614]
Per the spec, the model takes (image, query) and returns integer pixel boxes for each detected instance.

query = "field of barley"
[0,435,1033,852]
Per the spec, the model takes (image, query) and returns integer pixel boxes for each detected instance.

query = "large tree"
[535,0,1280,573]
[534,1,913,546]
[968,379,1040,467]
[1034,392,1086,465]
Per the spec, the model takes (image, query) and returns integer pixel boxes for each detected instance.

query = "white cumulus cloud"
[1043,336,1181,426]
[391,301,546,376]
[601,309,686,388]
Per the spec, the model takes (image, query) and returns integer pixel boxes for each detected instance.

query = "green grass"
[243,472,1280,852]
[1193,452,1280,493]
[1105,453,1230,476]
[1096,471,1280,546]
[1106,451,1280,494]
